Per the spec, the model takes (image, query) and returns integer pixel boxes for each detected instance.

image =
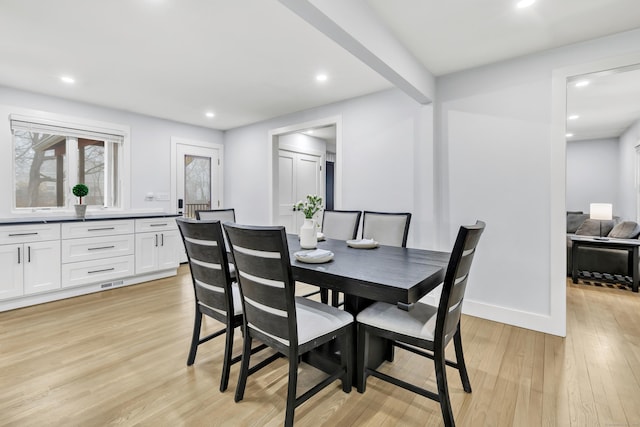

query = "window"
[11,113,128,211]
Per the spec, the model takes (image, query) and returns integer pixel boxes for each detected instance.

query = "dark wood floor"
[1,266,639,426]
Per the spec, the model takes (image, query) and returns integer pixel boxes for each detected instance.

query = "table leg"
[633,246,639,293]
[572,242,580,284]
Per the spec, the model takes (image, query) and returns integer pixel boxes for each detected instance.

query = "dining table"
[286,234,450,372]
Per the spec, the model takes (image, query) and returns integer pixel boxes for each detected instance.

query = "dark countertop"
[0,212,180,226]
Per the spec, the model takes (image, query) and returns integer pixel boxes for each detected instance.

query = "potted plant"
[293,194,323,248]
[72,184,89,218]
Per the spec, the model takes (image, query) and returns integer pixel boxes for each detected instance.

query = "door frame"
[170,137,224,215]
[268,115,342,225]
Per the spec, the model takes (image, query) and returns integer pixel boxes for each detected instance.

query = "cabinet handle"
[154,234,158,247]
[87,246,116,251]
[88,227,115,231]
[149,223,168,227]
[9,232,39,237]
[88,267,115,274]
[28,246,31,263]
[161,233,164,246]
[17,247,20,264]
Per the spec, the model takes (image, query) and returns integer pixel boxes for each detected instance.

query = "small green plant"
[293,194,323,219]
[72,184,89,205]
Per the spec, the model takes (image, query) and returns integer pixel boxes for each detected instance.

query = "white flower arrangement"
[293,194,323,219]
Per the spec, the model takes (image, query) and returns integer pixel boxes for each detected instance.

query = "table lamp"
[590,203,613,239]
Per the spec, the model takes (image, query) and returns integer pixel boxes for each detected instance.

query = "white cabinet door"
[135,232,159,275]
[157,230,180,271]
[136,231,180,274]
[0,244,24,300]
[24,241,61,295]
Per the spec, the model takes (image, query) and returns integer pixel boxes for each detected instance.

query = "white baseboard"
[419,293,564,337]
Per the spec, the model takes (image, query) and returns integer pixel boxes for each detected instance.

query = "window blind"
[10,117,124,144]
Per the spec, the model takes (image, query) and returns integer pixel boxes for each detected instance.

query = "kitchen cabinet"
[135,218,180,274]
[0,224,61,299]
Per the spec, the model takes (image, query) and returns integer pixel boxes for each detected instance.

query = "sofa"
[566,211,640,277]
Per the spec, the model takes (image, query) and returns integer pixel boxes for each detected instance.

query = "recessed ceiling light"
[566,133,574,138]
[316,74,328,82]
[575,80,590,88]
[205,112,215,118]
[306,130,314,134]
[516,0,535,8]
[60,76,75,84]
[568,115,580,120]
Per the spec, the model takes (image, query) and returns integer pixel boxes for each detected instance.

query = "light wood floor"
[2,266,640,426]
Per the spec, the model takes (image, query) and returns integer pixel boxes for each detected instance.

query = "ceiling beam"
[279,0,434,104]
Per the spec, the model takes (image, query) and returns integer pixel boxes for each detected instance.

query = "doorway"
[268,116,342,226]
[551,52,640,337]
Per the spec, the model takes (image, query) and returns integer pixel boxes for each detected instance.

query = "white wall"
[566,138,619,213]
[618,117,640,221]
[436,28,640,336]
[0,86,223,217]
[224,88,436,249]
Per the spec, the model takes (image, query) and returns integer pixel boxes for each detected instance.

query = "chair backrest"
[321,210,362,240]
[176,217,236,321]
[196,209,236,250]
[223,222,298,351]
[435,220,485,347]
[362,211,412,247]
[196,208,236,222]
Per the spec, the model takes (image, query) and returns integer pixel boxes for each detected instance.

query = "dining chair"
[321,209,362,240]
[356,220,486,427]
[362,211,412,247]
[176,217,265,392]
[223,222,354,427]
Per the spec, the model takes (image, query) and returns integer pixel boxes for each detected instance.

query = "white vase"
[299,218,317,249]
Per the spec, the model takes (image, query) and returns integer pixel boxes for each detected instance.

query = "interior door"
[176,144,220,218]
[278,149,323,232]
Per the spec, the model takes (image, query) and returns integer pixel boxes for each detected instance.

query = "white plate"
[294,249,334,264]
[347,239,379,249]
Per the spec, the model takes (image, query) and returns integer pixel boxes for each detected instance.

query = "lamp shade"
[590,203,613,221]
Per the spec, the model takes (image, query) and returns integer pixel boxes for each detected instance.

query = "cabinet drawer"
[61,255,134,288]
[135,218,178,233]
[0,224,60,245]
[62,220,134,238]
[62,235,135,264]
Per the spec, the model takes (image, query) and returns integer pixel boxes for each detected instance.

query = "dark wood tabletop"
[287,234,450,310]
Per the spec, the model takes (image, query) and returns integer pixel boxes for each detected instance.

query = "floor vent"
[101,280,124,289]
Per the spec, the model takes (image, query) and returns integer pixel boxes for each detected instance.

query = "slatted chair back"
[223,223,297,352]
[176,218,236,323]
[321,210,362,240]
[436,221,485,347]
[362,211,412,247]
